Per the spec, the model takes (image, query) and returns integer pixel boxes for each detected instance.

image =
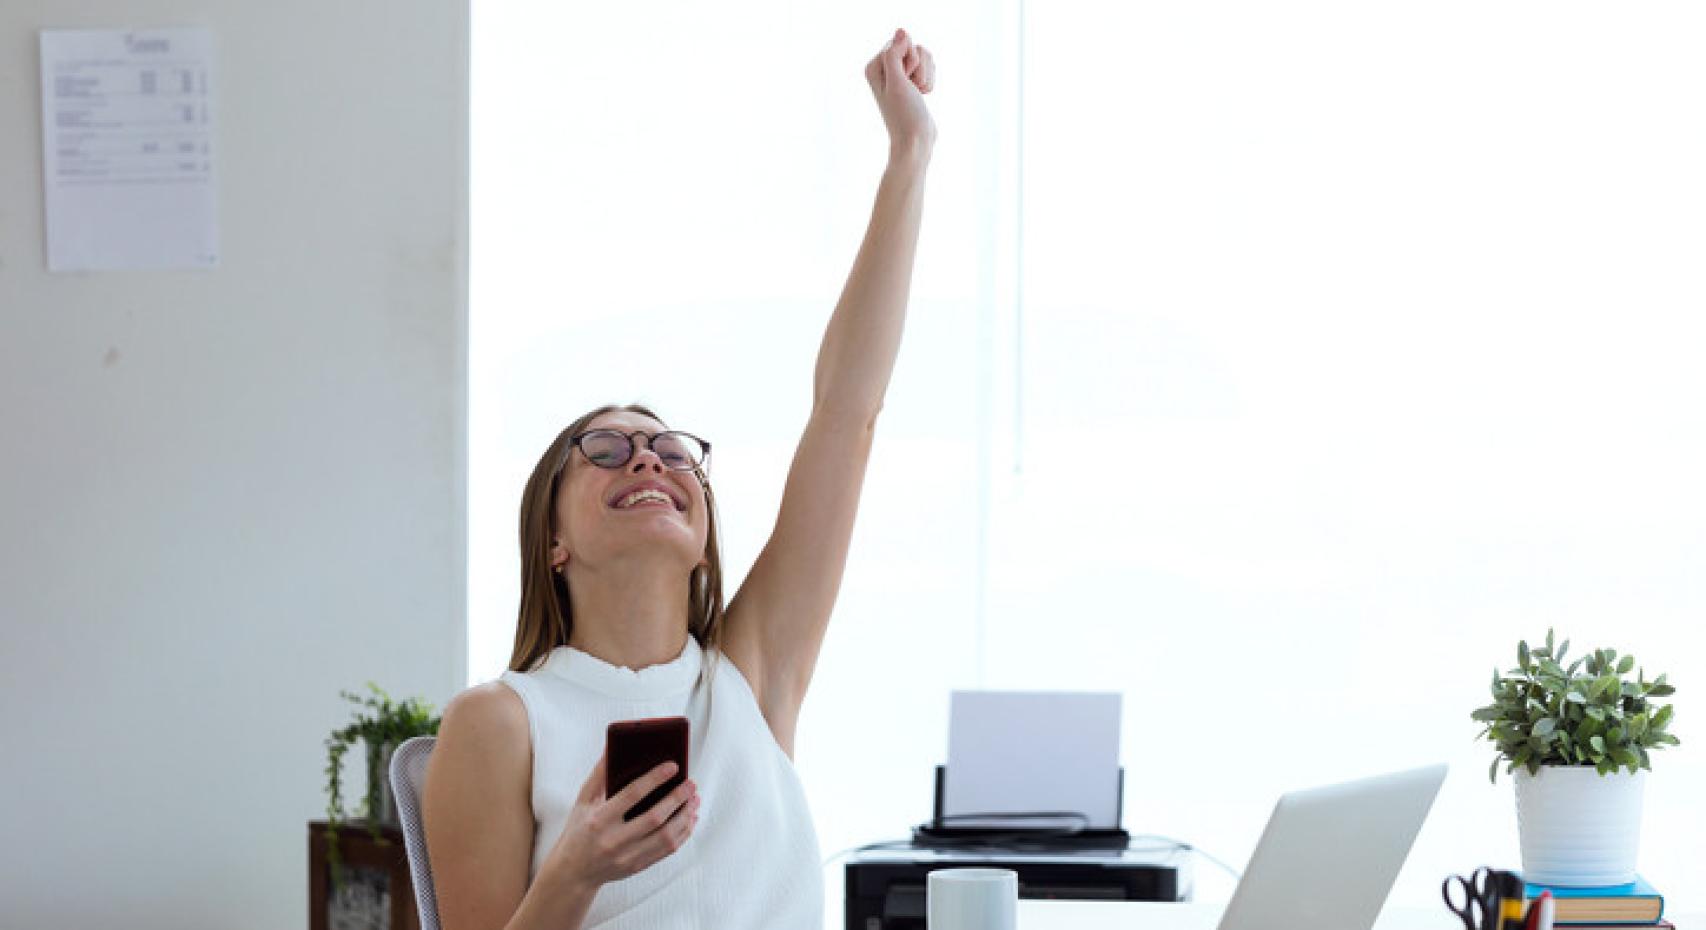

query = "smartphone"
[606,716,689,823]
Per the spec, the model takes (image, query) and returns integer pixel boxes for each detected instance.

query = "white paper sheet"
[944,690,1123,830]
[40,27,218,272]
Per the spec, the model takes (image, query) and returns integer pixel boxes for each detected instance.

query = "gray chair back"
[389,735,441,930]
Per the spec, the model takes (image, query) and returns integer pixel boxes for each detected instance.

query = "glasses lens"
[652,433,704,470]
[580,431,632,467]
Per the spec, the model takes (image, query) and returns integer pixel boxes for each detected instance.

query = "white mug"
[927,868,1018,930]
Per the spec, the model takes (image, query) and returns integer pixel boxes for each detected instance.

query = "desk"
[1013,900,1702,929]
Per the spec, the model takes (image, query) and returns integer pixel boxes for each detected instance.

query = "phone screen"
[606,716,689,822]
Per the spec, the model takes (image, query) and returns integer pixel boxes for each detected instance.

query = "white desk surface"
[1013,900,1702,929]
[1013,901,1436,929]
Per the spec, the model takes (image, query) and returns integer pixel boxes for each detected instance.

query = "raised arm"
[723,29,937,755]
[811,33,936,421]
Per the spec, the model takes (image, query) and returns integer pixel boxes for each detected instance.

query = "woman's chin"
[602,523,701,560]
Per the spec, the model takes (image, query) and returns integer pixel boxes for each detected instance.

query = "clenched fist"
[865,27,937,158]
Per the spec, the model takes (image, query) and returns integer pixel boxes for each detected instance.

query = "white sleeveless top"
[498,636,823,929]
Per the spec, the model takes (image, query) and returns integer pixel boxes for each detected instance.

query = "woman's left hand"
[864,27,936,159]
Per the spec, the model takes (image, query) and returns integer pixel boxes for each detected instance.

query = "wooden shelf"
[307,820,420,930]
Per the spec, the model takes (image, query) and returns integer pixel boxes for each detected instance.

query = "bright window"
[473,2,1706,920]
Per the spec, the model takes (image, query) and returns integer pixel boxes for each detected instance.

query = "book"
[1531,923,1672,930]
[1522,875,1664,925]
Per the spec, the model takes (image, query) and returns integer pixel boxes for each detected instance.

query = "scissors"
[1441,866,1498,930]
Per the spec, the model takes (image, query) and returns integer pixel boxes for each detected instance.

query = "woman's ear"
[551,538,569,572]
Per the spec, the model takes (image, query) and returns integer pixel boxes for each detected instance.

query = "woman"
[423,28,937,930]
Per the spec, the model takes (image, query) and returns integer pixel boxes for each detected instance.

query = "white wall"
[0,2,468,928]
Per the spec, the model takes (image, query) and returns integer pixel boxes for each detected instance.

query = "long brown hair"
[509,403,726,673]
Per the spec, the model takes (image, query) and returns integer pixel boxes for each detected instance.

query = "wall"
[0,2,468,927]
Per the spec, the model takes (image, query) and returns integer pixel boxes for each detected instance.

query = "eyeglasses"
[565,429,711,472]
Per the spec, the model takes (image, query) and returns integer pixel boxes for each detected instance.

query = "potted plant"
[323,682,442,887]
[1472,629,1679,886]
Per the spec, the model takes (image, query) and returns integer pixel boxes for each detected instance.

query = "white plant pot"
[1514,765,1645,886]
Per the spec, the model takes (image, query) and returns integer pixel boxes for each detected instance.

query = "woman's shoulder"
[438,680,530,752]
[422,683,535,890]
[707,645,760,701]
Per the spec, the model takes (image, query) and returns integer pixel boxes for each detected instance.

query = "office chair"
[389,735,441,930]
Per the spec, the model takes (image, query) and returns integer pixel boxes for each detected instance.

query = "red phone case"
[606,716,689,822]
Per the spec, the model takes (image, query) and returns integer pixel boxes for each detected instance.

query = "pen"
[1493,872,1526,930]
[1498,896,1525,929]
[1535,890,1555,930]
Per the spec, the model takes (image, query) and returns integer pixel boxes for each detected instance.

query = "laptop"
[1218,763,1448,930]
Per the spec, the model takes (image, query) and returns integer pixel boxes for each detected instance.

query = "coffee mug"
[927,867,1018,930]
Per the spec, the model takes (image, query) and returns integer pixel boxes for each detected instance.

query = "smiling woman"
[515,405,727,678]
[426,26,937,930]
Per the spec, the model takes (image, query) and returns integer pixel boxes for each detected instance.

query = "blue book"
[1522,875,1664,925]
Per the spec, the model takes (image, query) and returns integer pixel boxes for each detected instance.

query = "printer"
[842,766,1190,930]
[844,843,1189,929]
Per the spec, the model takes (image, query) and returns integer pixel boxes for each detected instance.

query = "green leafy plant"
[1472,629,1678,783]
[323,682,442,888]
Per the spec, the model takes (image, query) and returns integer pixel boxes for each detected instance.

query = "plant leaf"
[1652,705,1674,730]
